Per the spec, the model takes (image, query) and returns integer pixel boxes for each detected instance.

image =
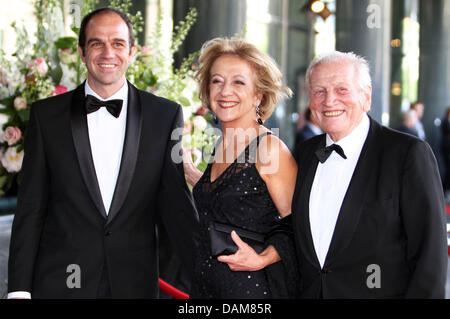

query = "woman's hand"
[182,148,203,187]
[217,231,280,271]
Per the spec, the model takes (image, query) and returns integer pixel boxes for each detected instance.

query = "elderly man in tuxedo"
[292,51,448,298]
[8,8,198,298]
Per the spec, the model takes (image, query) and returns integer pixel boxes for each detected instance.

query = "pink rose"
[3,126,22,146]
[29,57,48,75]
[193,115,207,131]
[13,96,27,110]
[0,147,24,173]
[51,85,67,96]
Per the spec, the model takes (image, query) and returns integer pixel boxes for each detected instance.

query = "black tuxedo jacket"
[292,116,448,298]
[294,124,320,163]
[8,82,199,298]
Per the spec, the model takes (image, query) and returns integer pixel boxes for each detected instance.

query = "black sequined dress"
[190,132,281,299]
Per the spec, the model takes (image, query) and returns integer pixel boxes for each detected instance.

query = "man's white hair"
[305,51,372,93]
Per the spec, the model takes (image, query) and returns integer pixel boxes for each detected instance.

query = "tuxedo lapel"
[324,117,380,266]
[106,81,142,225]
[293,135,325,268]
[70,82,108,219]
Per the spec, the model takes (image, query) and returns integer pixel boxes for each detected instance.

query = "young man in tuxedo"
[292,52,447,298]
[8,8,198,298]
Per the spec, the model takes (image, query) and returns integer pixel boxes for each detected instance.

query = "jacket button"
[105,230,112,236]
[320,268,329,274]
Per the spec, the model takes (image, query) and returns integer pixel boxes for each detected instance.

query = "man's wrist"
[7,291,31,299]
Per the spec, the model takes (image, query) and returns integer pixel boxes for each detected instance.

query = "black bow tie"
[85,94,123,118]
[315,144,347,163]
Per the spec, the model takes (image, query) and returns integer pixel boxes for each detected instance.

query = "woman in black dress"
[183,38,298,298]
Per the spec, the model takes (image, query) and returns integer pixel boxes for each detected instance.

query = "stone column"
[173,0,247,63]
[418,0,450,153]
[335,0,392,124]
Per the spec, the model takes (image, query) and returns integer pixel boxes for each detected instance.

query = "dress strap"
[256,131,272,146]
[244,131,273,163]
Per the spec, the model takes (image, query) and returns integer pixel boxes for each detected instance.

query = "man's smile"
[323,110,344,117]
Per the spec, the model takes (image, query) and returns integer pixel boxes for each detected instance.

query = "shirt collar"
[84,80,128,102]
[326,113,370,158]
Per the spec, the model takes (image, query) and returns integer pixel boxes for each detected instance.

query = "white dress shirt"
[7,81,128,299]
[415,120,426,140]
[85,80,128,214]
[309,114,370,268]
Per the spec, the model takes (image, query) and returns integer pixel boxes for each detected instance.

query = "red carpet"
[447,206,450,255]
[159,279,189,299]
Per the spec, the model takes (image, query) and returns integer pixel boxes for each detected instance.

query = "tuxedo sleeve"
[156,104,199,284]
[8,103,50,295]
[265,215,301,298]
[400,140,448,298]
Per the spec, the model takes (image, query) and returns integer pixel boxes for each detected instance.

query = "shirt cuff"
[7,291,31,299]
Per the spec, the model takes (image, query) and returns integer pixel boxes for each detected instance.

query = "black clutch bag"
[208,221,266,257]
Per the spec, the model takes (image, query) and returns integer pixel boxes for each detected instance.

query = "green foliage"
[54,37,78,50]
[109,0,144,40]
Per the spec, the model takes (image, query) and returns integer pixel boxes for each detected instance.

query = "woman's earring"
[256,105,263,125]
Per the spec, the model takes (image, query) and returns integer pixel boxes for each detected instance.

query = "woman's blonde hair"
[195,37,292,121]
